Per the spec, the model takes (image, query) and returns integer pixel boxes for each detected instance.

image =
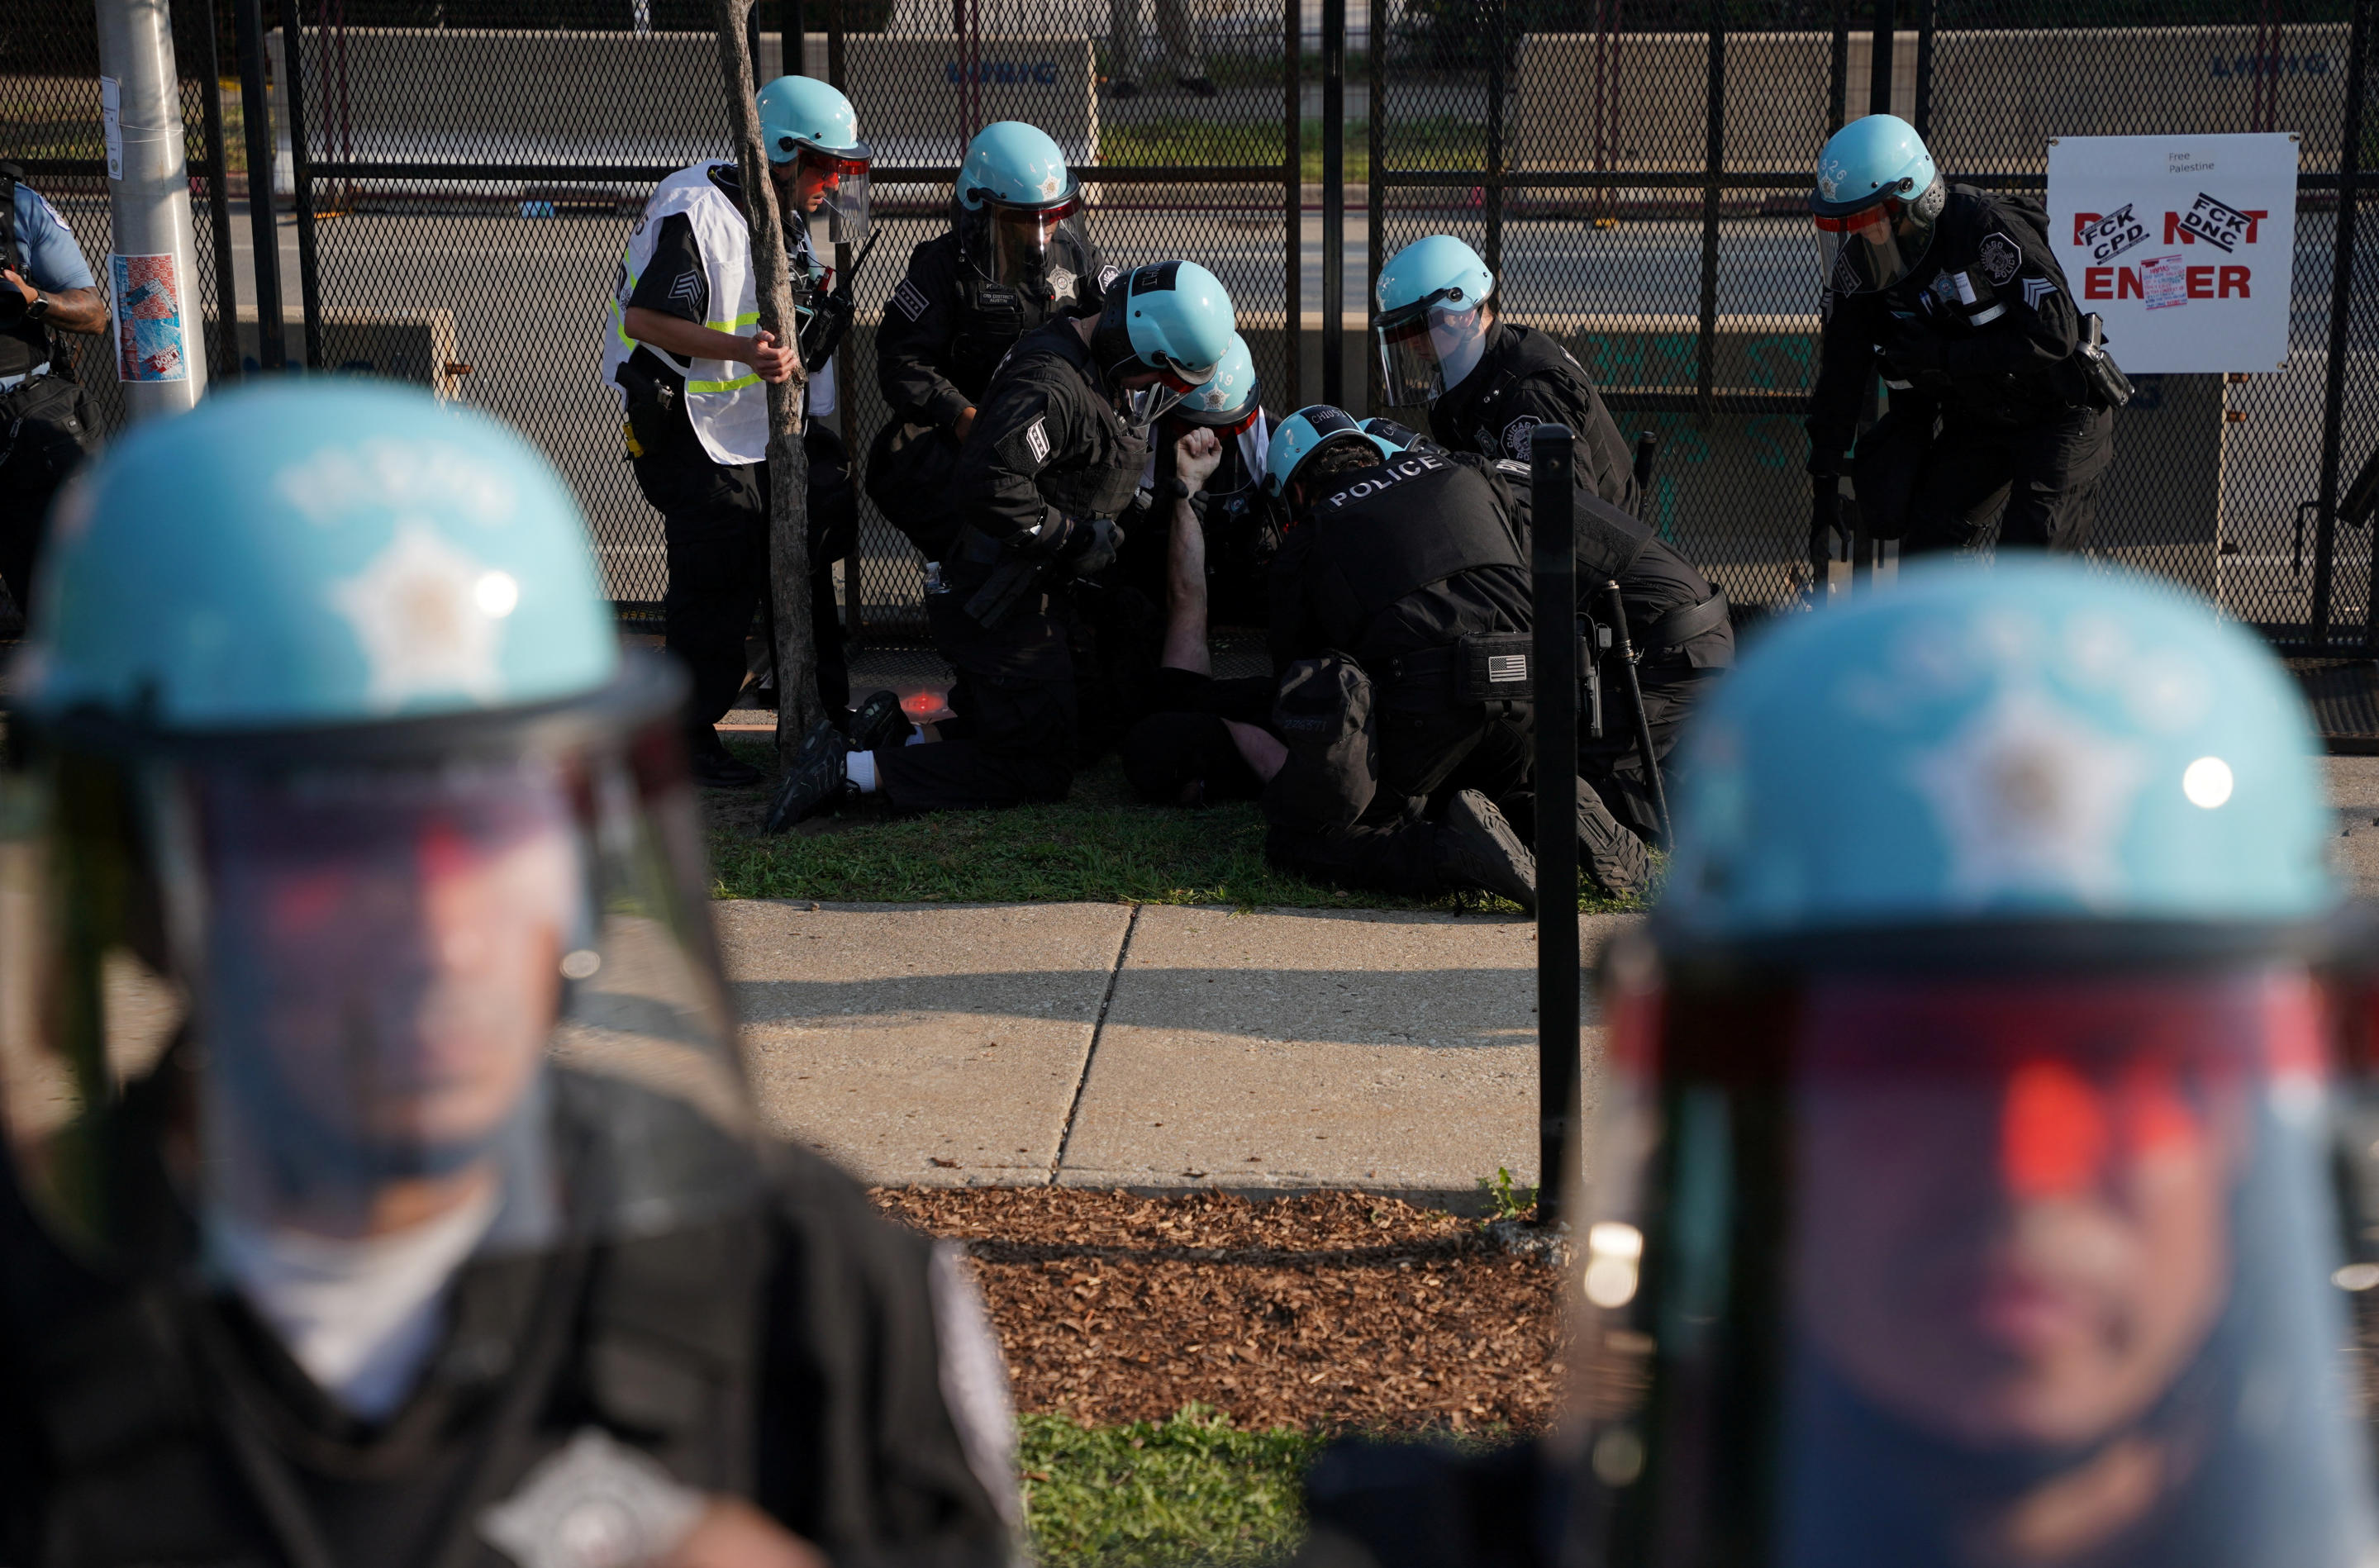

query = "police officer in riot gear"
[1373,235,1637,512]
[0,380,1019,1568]
[1469,448,1731,852]
[0,161,109,622]
[1258,406,1549,907]
[869,121,1113,562]
[768,259,1237,825]
[604,75,868,789]
[1808,114,2124,558]
[1302,558,2379,1568]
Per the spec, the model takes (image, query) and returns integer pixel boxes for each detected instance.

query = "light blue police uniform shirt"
[12,182,98,293]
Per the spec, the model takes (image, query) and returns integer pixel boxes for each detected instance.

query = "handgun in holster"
[613,357,678,460]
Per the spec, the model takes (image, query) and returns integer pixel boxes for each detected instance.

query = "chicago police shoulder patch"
[892,278,930,321]
[1024,416,1052,466]
[1501,416,1543,460]
[1977,232,2022,286]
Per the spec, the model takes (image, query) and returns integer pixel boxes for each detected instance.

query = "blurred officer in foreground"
[0,381,1018,1568]
[869,121,1113,563]
[1373,235,1635,512]
[768,260,1235,826]
[0,159,109,621]
[1808,114,2128,561]
[605,76,871,788]
[1301,558,2379,1568]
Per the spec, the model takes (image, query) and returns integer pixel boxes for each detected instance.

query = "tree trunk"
[711,0,819,764]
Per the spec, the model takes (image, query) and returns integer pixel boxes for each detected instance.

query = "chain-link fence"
[1370,0,2376,645]
[5,0,2372,644]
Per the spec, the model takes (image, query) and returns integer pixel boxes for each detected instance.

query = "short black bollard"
[1530,424,1580,1230]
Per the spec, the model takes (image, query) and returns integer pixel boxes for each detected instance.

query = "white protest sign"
[2047,133,2298,373]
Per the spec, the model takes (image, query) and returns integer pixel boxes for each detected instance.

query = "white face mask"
[1430,305,1491,392]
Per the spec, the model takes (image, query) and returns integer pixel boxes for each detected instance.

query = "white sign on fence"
[2046,132,2298,373]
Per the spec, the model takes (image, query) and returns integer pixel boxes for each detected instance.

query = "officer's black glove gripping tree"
[713,0,818,759]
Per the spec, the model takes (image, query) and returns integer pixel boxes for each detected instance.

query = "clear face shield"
[1374,297,1488,406]
[0,661,759,1266]
[1816,188,1940,295]
[1563,936,2379,1568]
[966,194,1087,293]
[791,143,872,245]
[1120,356,1206,436]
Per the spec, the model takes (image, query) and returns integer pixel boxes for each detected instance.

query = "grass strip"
[1021,1407,1323,1568]
[708,740,1643,913]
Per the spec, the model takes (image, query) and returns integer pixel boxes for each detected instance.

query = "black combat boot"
[1437,790,1539,911]
[764,717,854,831]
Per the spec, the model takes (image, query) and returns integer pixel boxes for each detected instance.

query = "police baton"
[1529,423,1580,1232]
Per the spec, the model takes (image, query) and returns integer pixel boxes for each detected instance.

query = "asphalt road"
[47,192,2373,626]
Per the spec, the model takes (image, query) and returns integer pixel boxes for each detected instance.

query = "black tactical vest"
[1303,454,1525,639]
[946,230,1099,404]
[999,326,1148,522]
[0,164,55,382]
[1479,455,1651,581]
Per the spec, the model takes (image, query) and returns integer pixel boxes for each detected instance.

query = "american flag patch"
[1487,654,1528,683]
[892,278,930,321]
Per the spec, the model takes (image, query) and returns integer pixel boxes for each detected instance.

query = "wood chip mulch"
[874,1187,1567,1434]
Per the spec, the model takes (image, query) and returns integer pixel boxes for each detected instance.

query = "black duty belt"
[1641,590,1729,653]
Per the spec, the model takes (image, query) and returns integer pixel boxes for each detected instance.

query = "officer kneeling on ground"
[1301,558,2379,1568]
[1366,416,1732,872]
[0,159,110,620]
[1808,113,2129,560]
[869,120,1113,564]
[605,75,869,790]
[1254,406,1556,908]
[769,260,1236,826]
[0,381,1019,1568]
[1372,235,1635,512]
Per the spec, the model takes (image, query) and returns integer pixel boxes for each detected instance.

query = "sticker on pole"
[2047,133,2298,373]
[110,254,189,382]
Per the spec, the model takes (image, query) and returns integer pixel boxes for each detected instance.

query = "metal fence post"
[1531,422,1580,1229]
[1322,0,1346,406]
[1484,0,1504,284]
[1368,0,1385,412]
[231,0,287,372]
[1696,0,1723,424]
[1869,0,1895,115]
[193,0,244,383]
[1829,0,1851,134]
[1285,0,1301,410]
[2324,0,2374,647]
[281,0,324,368]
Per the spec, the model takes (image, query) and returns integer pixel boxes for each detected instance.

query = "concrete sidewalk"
[717,900,1637,1198]
[716,758,2379,1195]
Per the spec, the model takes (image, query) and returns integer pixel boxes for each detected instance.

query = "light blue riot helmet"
[1262,405,1396,499]
[954,121,1088,294]
[1812,112,1944,293]
[1088,259,1236,430]
[1563,558,2377,1568]
[756,74,871,241]
[1373,235,1496,405]
[1175,332,1262,433]
[2,379,761,1264]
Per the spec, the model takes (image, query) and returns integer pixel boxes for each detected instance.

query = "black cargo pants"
[872,573,1081,812]
[0,373,98,623]
[1857,399,2115,555]
[630,418,854,753]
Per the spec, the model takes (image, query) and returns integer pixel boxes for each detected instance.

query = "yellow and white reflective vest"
[602,160,838,467]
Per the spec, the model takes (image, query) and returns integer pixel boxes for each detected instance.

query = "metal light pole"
[94,0,207,416]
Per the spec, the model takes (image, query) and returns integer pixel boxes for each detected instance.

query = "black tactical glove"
[1059,515,1125,578]
[1880,320,1954,394]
